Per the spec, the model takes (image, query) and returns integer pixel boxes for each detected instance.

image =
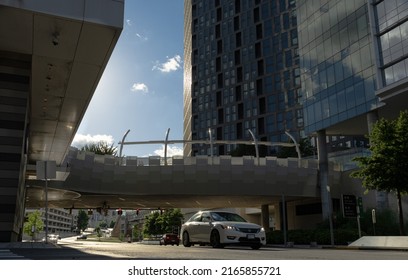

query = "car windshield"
[211,212,247,222]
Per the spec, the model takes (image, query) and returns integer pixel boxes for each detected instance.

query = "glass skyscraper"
[298,0,408,136]
[183,0,408,221]
[298,0,378,135]
[183,0,302,156]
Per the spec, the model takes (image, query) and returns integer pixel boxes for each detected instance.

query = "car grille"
[238,228,260,233]
[238,237,261,243]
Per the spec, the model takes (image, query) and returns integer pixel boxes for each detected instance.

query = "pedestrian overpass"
[24,148,342,211]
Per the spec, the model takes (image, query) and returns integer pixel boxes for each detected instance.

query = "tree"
[143,211,161,236]
[80,141,117,156]
[143,209,184,236]
[109,220,115,228]
[157,208,184,233]
[351,110,408,235]
[23,210,44,240]
[77,209,90,233]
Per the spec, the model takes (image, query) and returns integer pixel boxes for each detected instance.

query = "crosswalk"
[0,249,26,259]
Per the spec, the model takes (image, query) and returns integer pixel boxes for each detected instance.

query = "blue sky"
[73,0,185,157]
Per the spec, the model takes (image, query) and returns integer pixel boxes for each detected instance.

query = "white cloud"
[136,33,148,41]
[153,55,182,73]
[72,134,115,148]
[131,83,149,93]
[151,145,184,157]
[126,19,132,26]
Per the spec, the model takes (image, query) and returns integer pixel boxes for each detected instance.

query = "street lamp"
[208,128,213,158]
[119,129,130,165]
[164,128,170,165]
[247,129,259,165]
[284,130,301,160]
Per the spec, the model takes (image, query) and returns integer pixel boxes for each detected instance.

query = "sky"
[72,0,185,158]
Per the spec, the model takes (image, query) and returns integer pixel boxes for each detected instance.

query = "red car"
[159,233,180,246]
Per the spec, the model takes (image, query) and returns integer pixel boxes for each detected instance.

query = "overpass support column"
[261,204,270,232]
[317,130,334,245]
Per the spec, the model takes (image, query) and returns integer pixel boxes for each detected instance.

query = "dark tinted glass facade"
[376,0,408,86]
[184,0,302,156]
[297,0,379,134]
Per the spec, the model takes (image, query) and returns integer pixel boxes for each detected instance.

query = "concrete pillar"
[261,204,270,232]
[317,130,334,245]
[273,202,281,230]
[367,110,379,135]
[317,130,331,219]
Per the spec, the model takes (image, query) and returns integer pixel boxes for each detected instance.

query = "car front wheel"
[251,244,261,250]
[182,231,191,247]
[210,230,224,248]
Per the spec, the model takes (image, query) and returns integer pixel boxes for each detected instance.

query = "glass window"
[354,81,365,105]
[337,89,346,113]
[345,86,355,109]
[329,94,338,115]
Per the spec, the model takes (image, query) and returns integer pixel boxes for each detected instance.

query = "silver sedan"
[181,211,266,249]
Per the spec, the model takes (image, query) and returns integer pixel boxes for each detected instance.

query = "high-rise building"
[297,0,408,217]
[183,0,408,224]
[183,0,302,157]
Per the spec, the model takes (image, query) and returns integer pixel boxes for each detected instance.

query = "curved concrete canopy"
[0,0,123,165]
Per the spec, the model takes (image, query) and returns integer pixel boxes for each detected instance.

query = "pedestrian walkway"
[0,249,26,259]
[0,241,57,249]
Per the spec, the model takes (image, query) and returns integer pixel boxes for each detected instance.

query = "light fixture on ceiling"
[52,31,60,46]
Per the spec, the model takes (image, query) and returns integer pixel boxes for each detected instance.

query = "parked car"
[159,233,180,246]
[181,211,266,249]
[42,234,59,244]
[77,234,87,240]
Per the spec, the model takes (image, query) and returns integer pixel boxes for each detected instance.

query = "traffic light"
[117,208,123,215]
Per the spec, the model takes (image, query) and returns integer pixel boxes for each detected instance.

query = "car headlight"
[220,225,239,231]
[260,227,265,232]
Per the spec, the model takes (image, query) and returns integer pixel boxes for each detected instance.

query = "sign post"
[372,209,376,236]
[37,161,56,243]
[342,194,361,237]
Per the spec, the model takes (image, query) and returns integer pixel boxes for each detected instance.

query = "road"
[3,237,408,260]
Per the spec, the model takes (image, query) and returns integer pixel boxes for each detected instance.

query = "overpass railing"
[69,149,325,169]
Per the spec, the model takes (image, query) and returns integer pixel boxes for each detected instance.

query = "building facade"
[297,0,408,218]
[0,0,123,242]
[24,208,74,240]
[183,0,302,157]
[183,0,408,226]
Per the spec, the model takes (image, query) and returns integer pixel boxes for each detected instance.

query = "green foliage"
[77,209,89,232]
[80,141,117,156]
[359,209,400,236]
[99,221,108,228]
[266,209,403,245]
[142,209,184,236]
[132,225,141,241]
[95,226,102,241]
[351,110,408,235]
[109,220,115,228]
[277,138,316,158]
[229,144,267,157]
[23,210,44,239]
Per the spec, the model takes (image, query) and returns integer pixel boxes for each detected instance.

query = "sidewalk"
[0,241,58,249]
